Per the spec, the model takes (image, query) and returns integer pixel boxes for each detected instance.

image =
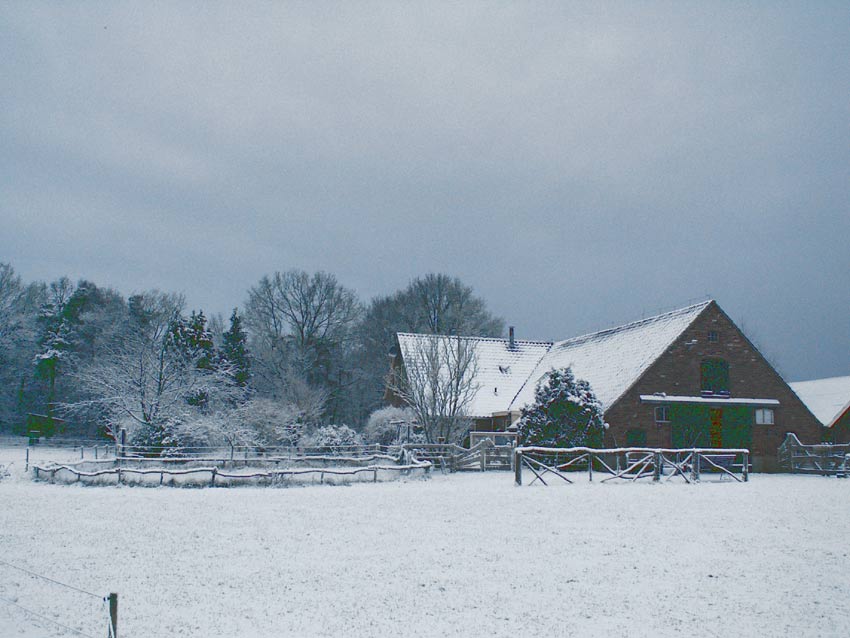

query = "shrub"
[517,367,604,448]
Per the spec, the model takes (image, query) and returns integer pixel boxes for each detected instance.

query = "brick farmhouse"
[389,300,822,471]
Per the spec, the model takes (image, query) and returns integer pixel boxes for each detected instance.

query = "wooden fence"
[402,439,513,472]
[514,446,750,485]
[31,449,431,488]
[778,433,849,477]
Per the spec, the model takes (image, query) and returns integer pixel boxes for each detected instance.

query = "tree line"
[0,263,503,448]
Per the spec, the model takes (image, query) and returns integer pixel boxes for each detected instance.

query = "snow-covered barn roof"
[789,375,850,427]
[509,301,711,411]
[396,333,552,418]
[395,300,713,417]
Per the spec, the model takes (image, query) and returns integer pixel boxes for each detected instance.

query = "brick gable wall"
[603,301,822,471]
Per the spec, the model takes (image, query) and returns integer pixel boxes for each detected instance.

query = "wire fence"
[0,559,116,638]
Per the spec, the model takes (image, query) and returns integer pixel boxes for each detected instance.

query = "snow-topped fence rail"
[514,446,750,485]
[401,439,512,472]
[778,432,849,477]
[31,448,431,488]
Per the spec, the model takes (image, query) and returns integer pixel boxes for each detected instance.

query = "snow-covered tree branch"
[388,334,479,444]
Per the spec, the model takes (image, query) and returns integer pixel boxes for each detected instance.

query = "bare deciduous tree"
[388,334,479,444]
[244,270,361,420]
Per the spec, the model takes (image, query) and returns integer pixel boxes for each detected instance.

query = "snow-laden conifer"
[517,367,604,448]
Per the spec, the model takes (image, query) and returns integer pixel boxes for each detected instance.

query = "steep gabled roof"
[789,375,850,427]
[396,333,552,418]
[509,301,712,411]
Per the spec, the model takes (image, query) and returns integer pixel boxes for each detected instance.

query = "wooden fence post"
[588,452,593,482]
[693,451,701,482]
[119,429,126,459]
[653,452,661,481]
[480,447,486,472]
[743,452,749,482]
[108,592,118,638]
[514,450,522,486]
[210,468,217,487]
[25,448,29,472]
[81,447,84,460]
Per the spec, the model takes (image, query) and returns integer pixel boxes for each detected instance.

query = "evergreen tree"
[221,308,251,387]
[517,367,605,448]
[167,310,216,408]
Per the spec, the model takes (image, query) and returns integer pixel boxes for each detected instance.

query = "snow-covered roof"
[509,301,712,412]
[789,376,850,427]
[396,333,551,418]
[395,300,713,418]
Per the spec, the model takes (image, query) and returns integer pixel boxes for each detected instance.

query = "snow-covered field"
[1,445,849,637]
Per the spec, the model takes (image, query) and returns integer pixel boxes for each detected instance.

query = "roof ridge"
[790,374,850,385]
[396,332,554,345]
[553,300,713,347]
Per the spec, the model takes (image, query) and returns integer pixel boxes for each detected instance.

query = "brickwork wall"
[603,302,822,471]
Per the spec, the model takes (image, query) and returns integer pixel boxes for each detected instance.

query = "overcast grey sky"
[1,2,847,381]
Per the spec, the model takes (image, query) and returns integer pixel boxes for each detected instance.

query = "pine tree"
[517,367,605,448]
[221,308,251,387]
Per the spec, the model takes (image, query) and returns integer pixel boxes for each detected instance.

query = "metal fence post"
[108,592,118,638]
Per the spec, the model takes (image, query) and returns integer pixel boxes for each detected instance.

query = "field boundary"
[514,446,750,485]
[31,449,431,488]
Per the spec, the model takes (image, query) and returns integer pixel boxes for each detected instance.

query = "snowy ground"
[1,445,849,637]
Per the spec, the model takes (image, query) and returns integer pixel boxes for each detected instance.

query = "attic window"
[654,406,670,423]
[708,331,719,343]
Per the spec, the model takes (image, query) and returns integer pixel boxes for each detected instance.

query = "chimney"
[509,326,515,350]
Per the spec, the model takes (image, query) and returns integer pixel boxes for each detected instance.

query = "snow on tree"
[71,291,241,450]
[221,308,251,387]
[388,334,479,444]
[244,269,361,423]
[305,424,363,453]
[358,273,504,416]
[363,406,420,446]
[517,367,605,448]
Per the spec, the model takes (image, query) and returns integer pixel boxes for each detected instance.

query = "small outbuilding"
[790,375,850,444]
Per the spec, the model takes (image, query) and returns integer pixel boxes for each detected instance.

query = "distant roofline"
[789,374,850,386]
[397,300,714,347]
[552,300,713,348]
[396,332,554,346]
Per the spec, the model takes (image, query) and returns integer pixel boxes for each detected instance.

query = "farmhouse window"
[701,359,730,394]
[755,408,775,425]
[654,406,670,423]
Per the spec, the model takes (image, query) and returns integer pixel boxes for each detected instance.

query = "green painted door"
[670,404,752,449]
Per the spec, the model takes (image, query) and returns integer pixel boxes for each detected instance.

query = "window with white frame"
[655,405,670,423]
[755,408,775,425]
[708,331,719,343]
